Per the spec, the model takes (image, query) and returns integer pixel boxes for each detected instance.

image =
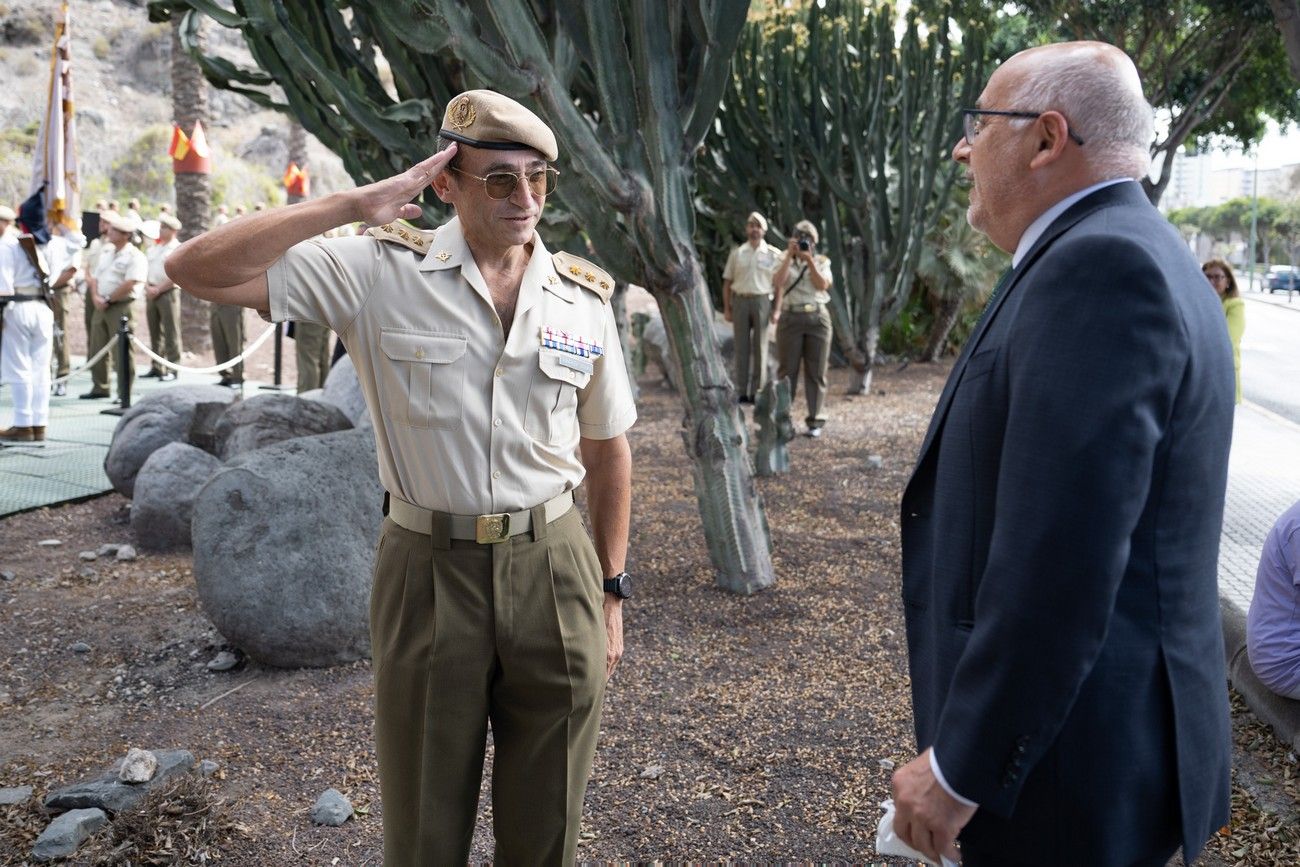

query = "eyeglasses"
[1204,272,1228,281]
[449,166,559,199]
[962,109,1086,146]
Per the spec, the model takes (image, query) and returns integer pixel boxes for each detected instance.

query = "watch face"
[617,575,632,599]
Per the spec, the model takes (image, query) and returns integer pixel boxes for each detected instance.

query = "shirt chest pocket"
[379,329,467,430]
[526,349,593,445]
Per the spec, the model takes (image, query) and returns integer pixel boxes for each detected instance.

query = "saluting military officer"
[166,90,635,866]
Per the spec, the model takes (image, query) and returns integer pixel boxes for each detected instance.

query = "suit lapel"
[907,182,1148,480]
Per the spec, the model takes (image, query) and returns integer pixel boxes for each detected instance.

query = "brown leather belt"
[388,490,574,543]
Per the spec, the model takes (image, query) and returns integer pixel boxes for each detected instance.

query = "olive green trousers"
[776,304,833,428]
[292,320,332,393]
[370,504,607,866]
[146,288,183,375]
[209,303,244,382]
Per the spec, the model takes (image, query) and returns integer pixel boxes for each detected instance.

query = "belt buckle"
[475,513,511,544]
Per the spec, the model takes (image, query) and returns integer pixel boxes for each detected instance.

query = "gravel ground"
[0,363,1296,864]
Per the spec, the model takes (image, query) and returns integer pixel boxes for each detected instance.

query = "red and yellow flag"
[171,119,211,174]
[283,162,310,197]
[168,124,190,160]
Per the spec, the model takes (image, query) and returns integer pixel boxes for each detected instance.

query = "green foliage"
[109,126,175,205]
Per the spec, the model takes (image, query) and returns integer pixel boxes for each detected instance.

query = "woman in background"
[1203,258,1244,404]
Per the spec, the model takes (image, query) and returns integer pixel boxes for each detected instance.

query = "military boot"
[0,426,34,442]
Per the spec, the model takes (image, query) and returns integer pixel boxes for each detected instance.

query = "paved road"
[1241,289,1300,424]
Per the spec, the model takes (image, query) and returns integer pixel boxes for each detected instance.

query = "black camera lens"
[798,239,810,251]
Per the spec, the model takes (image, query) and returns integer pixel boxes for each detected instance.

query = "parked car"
[1267,265,1299,293]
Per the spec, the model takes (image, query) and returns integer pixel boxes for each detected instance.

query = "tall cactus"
[149,0,774,594]
[699,1,984,389]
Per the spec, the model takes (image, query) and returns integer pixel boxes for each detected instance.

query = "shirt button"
[493,418,502,427]
[492,470,501,480]
[414,348,425,360]
[495,368,504,377]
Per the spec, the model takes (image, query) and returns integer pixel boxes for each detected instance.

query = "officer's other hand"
[770,308,780,325]
[785,237,798,256]
[891,748,974,865]
[353,145,458,227]
[604,596,623,679]
[723,307,732,323]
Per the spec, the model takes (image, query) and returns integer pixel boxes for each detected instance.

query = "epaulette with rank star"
[364,221,437,254]
[552,250,614,304]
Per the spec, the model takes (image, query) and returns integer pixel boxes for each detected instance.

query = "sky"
[1204,121,1300,172]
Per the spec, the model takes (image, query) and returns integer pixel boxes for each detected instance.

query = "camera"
[798,239,810,252]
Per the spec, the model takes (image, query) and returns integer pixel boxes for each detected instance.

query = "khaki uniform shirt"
[45,233,83,285]
[781,254,834,307]
[267,216,637,515]
[722,241,780,297]
[93,243,148,302]
[147,237,180,287]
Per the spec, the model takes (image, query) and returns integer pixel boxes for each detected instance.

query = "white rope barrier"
[127,323,279,375]
[50,333,121,385]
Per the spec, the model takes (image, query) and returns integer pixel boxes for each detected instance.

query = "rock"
[213,393,352,460]
[206,650,239,672]
[115,544,137,562]
[96,544,121,557]
[78,551,97,562]
[31,808,108,862]
[118,748,158,783]
[78,567,98,581]
[878,758,896,770]
[70,642,92,654]
[1,569,15,581]
[867,454,884,469]
[639,765,665,780]
[310,788,354,826]
[37,539,62,547]
[192,428,382,668]
[45,749,194,815]
[104,386,239,497]
[316,355,372,430]
[0,785,33,805]
[638,312,734,393]
[187,401,232,455]
[198,760,220,778]
[130,443,224,551]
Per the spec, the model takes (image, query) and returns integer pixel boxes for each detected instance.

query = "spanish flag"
[168,124,190,161]
[30,2,80,231]
[283,162,310,197]
[171,119,211,174]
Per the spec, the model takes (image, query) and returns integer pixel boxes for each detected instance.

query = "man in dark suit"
[890,42,1234,867]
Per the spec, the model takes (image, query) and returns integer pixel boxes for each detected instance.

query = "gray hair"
[1008,48,1154,179]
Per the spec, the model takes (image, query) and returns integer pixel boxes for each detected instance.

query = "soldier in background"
[213,204,230,227]
[210,301,244,389]
[721,211,780,404]
[142,214,183,381]
[83,211,147,401]
[772,218,835,438]
[46,221,84,396]
[0,207,55,442]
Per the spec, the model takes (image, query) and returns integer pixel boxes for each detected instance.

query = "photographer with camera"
[772,218,834,437]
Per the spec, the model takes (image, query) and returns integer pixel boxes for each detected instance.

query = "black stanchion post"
[102,316,132,416]
[260,322,289,391]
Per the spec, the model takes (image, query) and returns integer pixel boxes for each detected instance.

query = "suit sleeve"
[930,234,1189,815]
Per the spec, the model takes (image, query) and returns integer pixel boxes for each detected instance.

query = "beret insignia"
[448,96,476,131]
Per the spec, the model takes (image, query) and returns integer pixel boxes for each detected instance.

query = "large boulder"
[104,386,239,498]
[191,428,382,668]
[130,443,224,551]
[312,355,372,430]
[213,393,352,460]
[639,313,734,393]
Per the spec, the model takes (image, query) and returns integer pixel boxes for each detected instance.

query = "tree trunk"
[1271,0,1300,82]
[923,294,962,362]
[171,16,211,351]
[650,258,774,595]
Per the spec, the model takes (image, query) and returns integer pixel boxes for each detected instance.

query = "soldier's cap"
[158,213,182,231]
[440,90,558,163]
[747,211,768,232]
[793,219,819,245]
[0,205,15,221]
[138,220,161,242]
[100,210,141,235]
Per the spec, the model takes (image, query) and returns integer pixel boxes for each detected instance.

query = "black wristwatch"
[603,572,632,600]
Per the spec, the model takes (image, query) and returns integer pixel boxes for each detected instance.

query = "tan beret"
[158,213,182,230]
[0,205,15,221]
[440,90,558,162]
[747,211,768,232]
[793,219,820,245]
[138,219,161,241]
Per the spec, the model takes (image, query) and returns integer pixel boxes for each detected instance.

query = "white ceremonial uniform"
[267,217,637,515]
[0,236,55,427]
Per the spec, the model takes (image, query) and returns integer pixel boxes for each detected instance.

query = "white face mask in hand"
[876,799,961,867]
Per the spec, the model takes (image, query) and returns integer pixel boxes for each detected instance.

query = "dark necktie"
[975,266,1014,326]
